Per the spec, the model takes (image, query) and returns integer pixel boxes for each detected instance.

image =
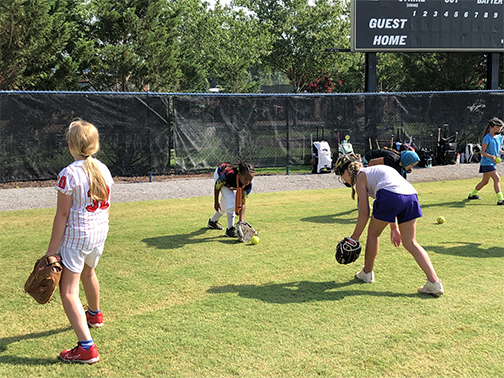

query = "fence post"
[170,96,176,175]
[286,97,290,175]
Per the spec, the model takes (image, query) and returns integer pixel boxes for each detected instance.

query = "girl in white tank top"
[334,154,444,296]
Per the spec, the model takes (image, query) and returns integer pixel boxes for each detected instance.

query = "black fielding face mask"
[343,182,352,188]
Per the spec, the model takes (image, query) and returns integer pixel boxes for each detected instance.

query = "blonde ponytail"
[84,157,109,202]
[334,153,363,200]
[347,161,363,200]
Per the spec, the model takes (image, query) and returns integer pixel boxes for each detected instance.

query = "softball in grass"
[250,236,260,245]
[496,157,502,163]
[437,216,445,224]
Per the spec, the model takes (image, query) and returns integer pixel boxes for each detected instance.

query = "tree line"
[1,0,502,93]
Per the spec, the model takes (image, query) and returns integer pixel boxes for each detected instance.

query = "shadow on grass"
[301,199,487,225]
[427,242,504,258]
[142,227,239,249]
[0,326,71,365]
[301,209,357,224]
[420,199,481,209]
[0,355,59,366]
[207,279,427,303]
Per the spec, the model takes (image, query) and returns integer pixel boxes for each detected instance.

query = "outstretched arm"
[238,204,246,222]
[390,219,401,247]
[350,174,370,241]
[214,188,221,212]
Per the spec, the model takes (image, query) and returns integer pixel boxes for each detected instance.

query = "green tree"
[235,0,354,93]
[171,0,213,92]
[207,3,273,93]
[0,0,82,90]
[175,0,273,93]
[381,52,501,92]
[84,0,182,92]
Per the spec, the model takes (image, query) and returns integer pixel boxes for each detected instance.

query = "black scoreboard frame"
[351,0,504,52]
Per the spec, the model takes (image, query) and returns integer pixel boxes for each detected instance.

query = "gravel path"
[1,164,501,212]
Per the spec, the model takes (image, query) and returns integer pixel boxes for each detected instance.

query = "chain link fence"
[1,90,502,182]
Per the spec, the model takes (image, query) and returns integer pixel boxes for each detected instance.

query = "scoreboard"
[351,0,504,51]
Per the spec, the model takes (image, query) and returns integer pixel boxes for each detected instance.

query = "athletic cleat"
[355,267,374,283]
[60,344,99,364]
[467,194,482,200]
[418,280,444,297]
[497,200,504,206]
[208,219,223,230]
[86,310,103,328]
[225,226,237,237]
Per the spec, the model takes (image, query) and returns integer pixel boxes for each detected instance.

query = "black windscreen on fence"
[173,92,503,172]
[0,92,171,181]
[0,90,503,182]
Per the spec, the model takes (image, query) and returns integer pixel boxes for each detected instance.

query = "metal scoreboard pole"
[487,53,499,90]
[365,53,377,93]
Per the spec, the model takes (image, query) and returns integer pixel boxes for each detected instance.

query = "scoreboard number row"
[413,10,500,18]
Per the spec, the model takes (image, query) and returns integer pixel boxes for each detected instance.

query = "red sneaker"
[60,344,99,364]
[86,310,103,328]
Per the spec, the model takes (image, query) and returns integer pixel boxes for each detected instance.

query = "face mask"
[343,182,352,188]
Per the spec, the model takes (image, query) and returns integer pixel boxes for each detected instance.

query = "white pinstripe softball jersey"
[55,159,114,250]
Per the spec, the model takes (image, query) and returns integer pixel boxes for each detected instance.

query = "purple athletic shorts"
[372,189,422,224]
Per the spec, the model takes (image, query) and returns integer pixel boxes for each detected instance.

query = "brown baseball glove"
[24,254,63,304]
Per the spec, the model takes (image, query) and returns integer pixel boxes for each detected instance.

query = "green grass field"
[1,178,503,378]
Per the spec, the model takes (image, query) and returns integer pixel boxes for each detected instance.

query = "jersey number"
[86,188,110,212]
[58,176,66,189]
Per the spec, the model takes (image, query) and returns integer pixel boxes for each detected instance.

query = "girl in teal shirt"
[468,117,504,205]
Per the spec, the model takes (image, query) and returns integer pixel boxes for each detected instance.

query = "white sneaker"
[418,280,444,296]
[355,267,374,283]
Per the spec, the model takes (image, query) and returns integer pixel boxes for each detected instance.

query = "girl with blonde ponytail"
[334,153,444,296]
[66,119,109,202]
[45,118,114,364]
